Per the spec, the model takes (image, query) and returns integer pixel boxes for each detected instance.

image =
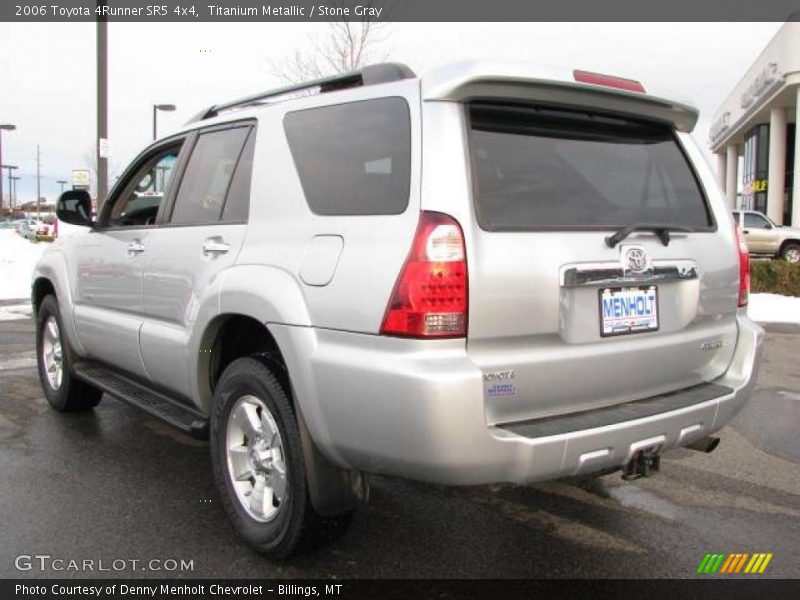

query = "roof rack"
[190,62,416,123]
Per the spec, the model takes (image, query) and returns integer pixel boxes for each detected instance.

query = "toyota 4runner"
[33,61,764,558]
[732,210,800,263]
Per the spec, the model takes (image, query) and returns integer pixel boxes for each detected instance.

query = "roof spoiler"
[422,61,699,132]
[187,62,416,123]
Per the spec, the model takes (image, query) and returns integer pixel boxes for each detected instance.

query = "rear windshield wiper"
[605,224,694,248]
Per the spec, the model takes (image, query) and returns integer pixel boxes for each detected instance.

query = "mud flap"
[296,405,369,516]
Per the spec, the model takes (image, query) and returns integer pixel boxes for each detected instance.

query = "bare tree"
[270,8,391,83]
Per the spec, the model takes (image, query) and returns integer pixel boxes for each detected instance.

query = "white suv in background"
[732,210,800,263]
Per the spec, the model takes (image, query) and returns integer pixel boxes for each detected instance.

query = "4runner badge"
[483,370,515,382]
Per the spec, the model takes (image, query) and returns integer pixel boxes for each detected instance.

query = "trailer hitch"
[621,450,661,481]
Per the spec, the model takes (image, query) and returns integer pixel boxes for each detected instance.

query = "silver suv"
[33,61,763,558]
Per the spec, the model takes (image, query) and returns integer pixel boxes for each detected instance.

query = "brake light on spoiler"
[573,70,646,94]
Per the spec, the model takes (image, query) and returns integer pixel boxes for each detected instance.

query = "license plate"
[599,286,659,337]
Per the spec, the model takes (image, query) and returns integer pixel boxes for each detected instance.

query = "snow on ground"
[747,293,800,324]
[1,226,799,324]
[0,230,48,301]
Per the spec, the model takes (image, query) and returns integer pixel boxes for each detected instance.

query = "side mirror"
[57,190,93,227]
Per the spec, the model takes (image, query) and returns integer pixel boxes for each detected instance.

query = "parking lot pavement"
[0,311,798,579]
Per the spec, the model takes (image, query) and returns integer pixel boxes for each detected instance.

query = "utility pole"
[36,145,41,219]
[10,175,20,210]
[97,3,109,207]
[1,164,17,209]
[0,124,17,209]
[57,179,68,194]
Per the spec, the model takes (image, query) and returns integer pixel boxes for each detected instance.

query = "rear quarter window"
[283,97,411,216]
[469,104,713,231]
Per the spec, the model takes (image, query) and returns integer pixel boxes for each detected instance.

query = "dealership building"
[710,21,800,226]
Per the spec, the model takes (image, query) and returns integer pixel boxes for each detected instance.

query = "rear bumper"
[272,313,763,485]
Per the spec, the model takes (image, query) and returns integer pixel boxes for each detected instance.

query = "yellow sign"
[72,169,91,190]
[743,180,768,195]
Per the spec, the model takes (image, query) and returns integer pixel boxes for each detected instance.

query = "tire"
[210,357,351,558]
[36,294,103,411]
[780,242,800,264]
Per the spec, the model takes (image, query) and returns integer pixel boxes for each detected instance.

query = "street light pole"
[153,104,176,140]
[0,124,17,209]
[57,179,68,194]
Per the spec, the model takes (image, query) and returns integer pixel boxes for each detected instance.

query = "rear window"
[283,97,411,216]
[469,104,713,231]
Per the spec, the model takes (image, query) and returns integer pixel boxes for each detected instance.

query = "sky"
[0,21,785,205]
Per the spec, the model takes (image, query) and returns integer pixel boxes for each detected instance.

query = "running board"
[73,362,209,439]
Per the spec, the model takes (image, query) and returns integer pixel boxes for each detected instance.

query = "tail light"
[735,224,750,307]
[380,211,468,338]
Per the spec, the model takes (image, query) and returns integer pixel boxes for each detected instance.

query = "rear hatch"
[451,96,739,426]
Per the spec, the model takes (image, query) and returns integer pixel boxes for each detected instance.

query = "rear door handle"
[202,239,230,256]
[127,241,145,255]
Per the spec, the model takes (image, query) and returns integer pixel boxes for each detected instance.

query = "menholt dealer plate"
[599,285,659,337]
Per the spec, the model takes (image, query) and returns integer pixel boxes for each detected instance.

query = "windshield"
[469,103,713,231]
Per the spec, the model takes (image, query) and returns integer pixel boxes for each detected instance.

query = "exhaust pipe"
[685,436,720,454]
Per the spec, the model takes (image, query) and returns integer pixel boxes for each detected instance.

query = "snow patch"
[0,230,48,301]
[747,293,800,324]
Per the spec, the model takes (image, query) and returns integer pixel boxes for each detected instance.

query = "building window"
[743,124,769,214]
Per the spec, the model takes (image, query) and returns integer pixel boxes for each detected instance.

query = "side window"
[170,127,249,225]
[221,129,255,223]
[744,213,770,229]
[107,145,181,228]
[283,97,411,216]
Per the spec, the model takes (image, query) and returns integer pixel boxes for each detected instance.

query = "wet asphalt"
[0,307,797,579]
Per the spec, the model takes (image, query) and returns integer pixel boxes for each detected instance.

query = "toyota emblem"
[624,247,649,273]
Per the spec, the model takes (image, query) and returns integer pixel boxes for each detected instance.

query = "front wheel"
[210,357,351,558]
[36,294,103,411]
[780,243,800,264]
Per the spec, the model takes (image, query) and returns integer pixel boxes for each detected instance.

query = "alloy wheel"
[225,394,288,522]
[41,316,63,390]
